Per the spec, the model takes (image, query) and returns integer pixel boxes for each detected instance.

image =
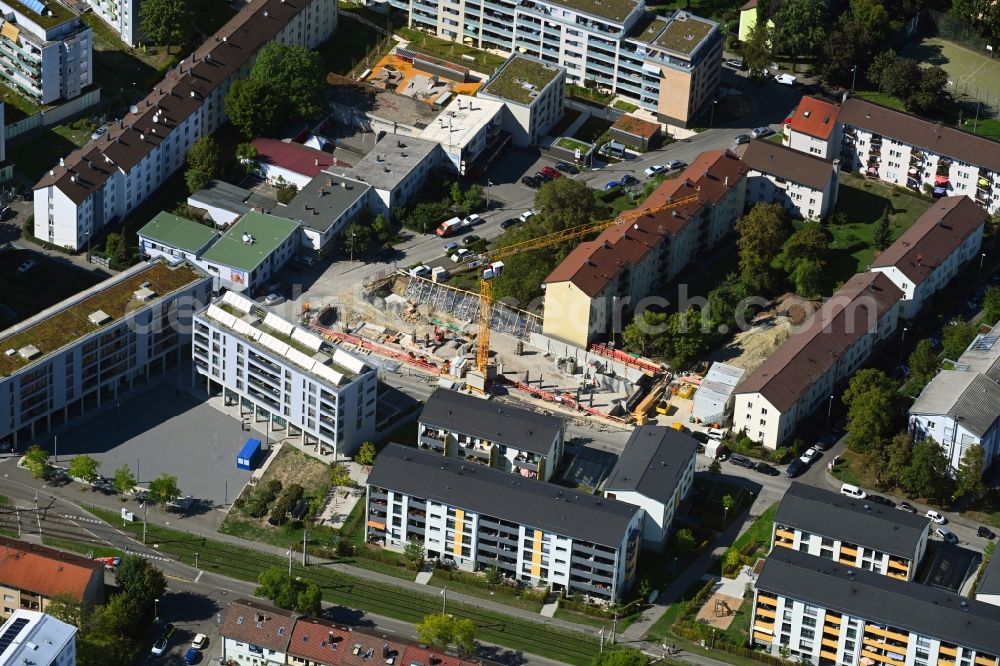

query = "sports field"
[906,37,1000,101]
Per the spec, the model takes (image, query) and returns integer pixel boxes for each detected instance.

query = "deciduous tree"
[45,593,83,626]
[251,43,326,120]
[772,0,827,71]
[296,581,323,616]
[342,222,372,257]
[140,0,194,50]
[415,614,476,653]
[69,455,101,484]
[743,23,774,81]
[185,137,222,194]
[112,465,136,499]
[736,203,792,294]
[842,369,901,452]
[104,232,127,265]
[956,444,986,501]
[942,320,978,360]
[114,555,166,613]
[404,541,425,571]
[903,340,939,396]
[901,439,954,501]
[951,0,1000,44]
[356,442,377,467]
[22,444,49,479]
[593,647,650,666]
[983,286,1000,326]
[147,473,181,507]
[257,567,298,610]
[225,78,282,140]
[873,207,892,251]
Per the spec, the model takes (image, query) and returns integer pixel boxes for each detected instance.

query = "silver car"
[751,126,774,139]
[733,134,751,146]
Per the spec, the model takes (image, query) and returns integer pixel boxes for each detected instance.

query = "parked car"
[840,483,867,499]
[556,161,579,174]
[451,248,471,263]
[733,134,751,146]
[751,126,774,139]
[755,462,780,476]
[691,431,710,444]
[294,254,316,267]
[867,495,896,508]
[461,214,482,227]
[463,235,482,246]
[897,502,917,514]
[725,58,744,69]
[936,527,958,544]
[521,175,540,188]
[192,634,208,650]
[604,180,621,190]
[812,433,837,451]
[410,265,431,278]
[443,241,459,251]
[518,210,535,223]
[927,510,947,524]
[540,166,562,179]
[620,174,639,187]
[716,444,731,462]
[728,454,754,469]
[264,293,284,306]
[666,159,687,171]
[151,637,168,657]
[16,260,35,274]
[535,171,553,182]
[799,447,820,464]
[774,73,798,86]
[91,125,108,141]
[785,458,806,478]
[644,165,666,178]
[979,526,997,539]
[706,427,726,440]
[184,647,201,664]
[500,218,519,230]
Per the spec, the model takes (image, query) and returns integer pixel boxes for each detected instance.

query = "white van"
[706,428,726,441]
[840,483,867,499]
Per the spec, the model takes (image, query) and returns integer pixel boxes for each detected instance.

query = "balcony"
[459,444,492,463]
[513,456,540,471]
[419,434,447,452]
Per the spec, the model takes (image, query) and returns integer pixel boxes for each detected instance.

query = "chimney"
[724,176,728,186]
[314,158,319,166]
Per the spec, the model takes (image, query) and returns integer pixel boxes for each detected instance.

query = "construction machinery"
[466,192,700,391]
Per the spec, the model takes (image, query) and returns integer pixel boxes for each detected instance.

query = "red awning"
[935,175,950,184]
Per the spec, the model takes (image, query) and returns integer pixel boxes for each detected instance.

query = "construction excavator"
[463,191,701,392]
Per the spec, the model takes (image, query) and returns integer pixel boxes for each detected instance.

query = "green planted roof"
[7,0,78,30]
[482,55,561,105]
[542,0,640,23]
[200,212,301,273]
[138,212,218,253]
[654,13,716,56]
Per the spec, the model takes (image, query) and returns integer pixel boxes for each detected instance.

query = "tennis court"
[905,37,1000,102]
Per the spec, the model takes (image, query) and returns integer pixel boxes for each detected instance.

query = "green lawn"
[0,80,38,118]
[8,130,84,181]
[398,27,506,73]
[823,173,933,289]
[566,84,613,107]
[86,506,600,665]
[429,571,545,613]
[729,503,777,562]
[644,579,709,641]
[613,99,639,113]
[42,536,123,560]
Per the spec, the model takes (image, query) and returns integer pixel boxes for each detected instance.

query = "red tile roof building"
[541,150,747,348]
[870,195,988,318]
[252,138,339,188]
[733,272,903,449]
[0,537,104,619]
[782,96,843,160]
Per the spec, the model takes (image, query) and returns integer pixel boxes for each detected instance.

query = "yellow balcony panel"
[975,656,997,666]
[887,559,909,571]
[861,649,905,666]
[754,631,774,643]
[887,571,907,581]
[824,614,843,625]
[822,638,839,649]
[940,660,957,666]
[824,626,842,637]
[821,651,839,661]
[756,607,776,619]
[757,594,778,606]
[940,646,958,657]
[866,625,909,643]
[754,620,775,631]
[776,540,793,549]
[840,546,859,556]
[839,557,857,565]
[775,529,796,540]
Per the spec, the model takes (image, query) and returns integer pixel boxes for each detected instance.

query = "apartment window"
[801,628,815,640]
[802,617,816,628]
[761,407,768,415]
[799,639,813,651]
[782,622,792,634]
[803,605,819,617]
[760,418,766,426]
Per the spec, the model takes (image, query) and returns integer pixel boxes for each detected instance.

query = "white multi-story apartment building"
[542,149,747,348]
[733,272,903,449]
[477,54,565,146]
[782,96,843,160]
[909,320,1000,472]
[344,134,443,217]
[740,138,840,220]
[192,292,378,460]
[32,0,337,251]
[752,549,1000,666]
[0,610,76,666]
[83,0,140,46]
[367,443,643,603]
[418,95,505,175]
[603,426,698,552]
[869,196,987,319]
[772,483,929,582]
[393,0,721,127]
[0,260,210,451]
[417,388,565,482]
[837,98,1000,213]
[0,0,92,104]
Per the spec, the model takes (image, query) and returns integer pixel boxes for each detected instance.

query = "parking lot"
[140,577,230,665]
[39,379,253,512]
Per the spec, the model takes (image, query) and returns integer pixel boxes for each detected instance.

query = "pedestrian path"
[541,601,558,617]
[415,570,433,585]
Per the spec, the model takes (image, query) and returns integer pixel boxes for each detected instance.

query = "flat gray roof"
[775,482,928,559]
[368,444,639,547]
[758,549,1000,655]
[604,426,698,502]
[978,552,1000,598]
[280,172,370,233]
[189,180,276,217]
[419,389,562,456]
[345,134,440,192]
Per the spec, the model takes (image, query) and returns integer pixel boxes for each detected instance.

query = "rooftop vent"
[18,345,40,360]
[134,287,157,302]
[243,233,256,245]
[4,349,15,357]
[89,310,112,325]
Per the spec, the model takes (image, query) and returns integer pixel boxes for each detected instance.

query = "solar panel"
[291,328,323,352]
[22,0,45,15]
[0,617,30,653]
[332,349,366,374]
[970,335,999,353]
[263,313,294,336]
[221,290,254,313]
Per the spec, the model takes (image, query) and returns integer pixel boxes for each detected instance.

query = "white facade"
[418,95,504,175]
[0,261,210,450]
[744,161,839,221]
[605,459,695,551]
[785,127,840,160]
[33,0,337,251]
[0,610,76,666]
[772,525,927,582]
[477,55,566,147]
[0,1,93,105]
[222,635,288,666]
[84,0,141,46]
[193,292,378,459]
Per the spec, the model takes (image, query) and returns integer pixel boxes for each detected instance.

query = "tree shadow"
[474,645,528,666]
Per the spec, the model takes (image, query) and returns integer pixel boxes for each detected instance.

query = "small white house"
[220,599,295,666]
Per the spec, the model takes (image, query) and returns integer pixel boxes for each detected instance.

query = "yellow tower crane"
[470,192,700,389]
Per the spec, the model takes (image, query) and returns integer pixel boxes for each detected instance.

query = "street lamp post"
[851,65,857,93]
[486,179,493,211]
[350,229,357,262]
[826,394,834,424]
[710,99,718,128]
[901,326,908,348]
[441,587,447,614]
[981,253,987,274]
[154,598,160,622]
